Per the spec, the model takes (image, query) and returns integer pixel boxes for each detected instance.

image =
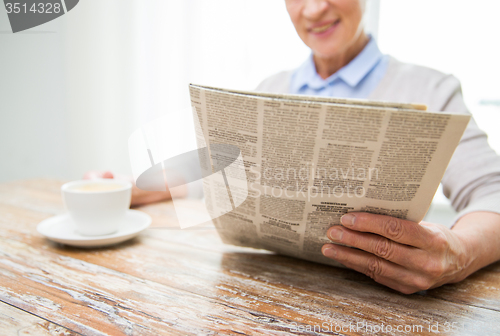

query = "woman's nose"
[302,0,330,20]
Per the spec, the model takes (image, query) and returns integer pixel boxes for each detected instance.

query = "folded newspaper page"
[189,84,470,267]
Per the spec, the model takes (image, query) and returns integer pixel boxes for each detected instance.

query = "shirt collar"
[290,36,384,92]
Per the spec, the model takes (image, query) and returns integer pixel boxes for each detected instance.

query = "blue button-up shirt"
[289,37,389,99]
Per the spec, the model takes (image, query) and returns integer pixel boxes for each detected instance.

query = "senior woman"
[252,0,500,294]
[88,0,500,294]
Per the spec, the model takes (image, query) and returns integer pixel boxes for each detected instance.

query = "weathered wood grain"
[0,179,499,335]
[0,237,302,335]
[0,300,77,335]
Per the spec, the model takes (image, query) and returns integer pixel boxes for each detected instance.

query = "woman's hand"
[321,212,474,294]
[83,170,116,180]
[83,170,173,206]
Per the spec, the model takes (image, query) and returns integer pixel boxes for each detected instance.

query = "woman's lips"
[309,19,340,36]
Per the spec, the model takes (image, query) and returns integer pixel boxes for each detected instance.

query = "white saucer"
[37,210,152,248]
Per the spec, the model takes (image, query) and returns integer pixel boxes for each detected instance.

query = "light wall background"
[1,0,314,182]
[1,0,499,219]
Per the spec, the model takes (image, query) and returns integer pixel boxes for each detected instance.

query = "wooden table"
[1,179,500,335]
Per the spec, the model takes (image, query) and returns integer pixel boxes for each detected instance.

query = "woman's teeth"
[311,22,334,33]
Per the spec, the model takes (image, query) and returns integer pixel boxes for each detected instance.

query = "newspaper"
[189,84,470,267]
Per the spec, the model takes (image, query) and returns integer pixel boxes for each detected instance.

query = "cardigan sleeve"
[369,58,500,223]
[434,76,500,222]
[256,62,500,223]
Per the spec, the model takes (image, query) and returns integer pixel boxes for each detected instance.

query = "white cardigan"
[255,56,500,222]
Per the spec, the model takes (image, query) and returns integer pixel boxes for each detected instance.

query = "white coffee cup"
[61,179,132,236]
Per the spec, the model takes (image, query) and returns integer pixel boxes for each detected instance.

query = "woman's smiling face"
[285,0,366,59]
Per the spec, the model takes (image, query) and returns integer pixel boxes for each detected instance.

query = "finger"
[322,244,430,294]
[326,225,426,268]
[102,171,114,179]
[340,212,434,248]
[83,170,112,180]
